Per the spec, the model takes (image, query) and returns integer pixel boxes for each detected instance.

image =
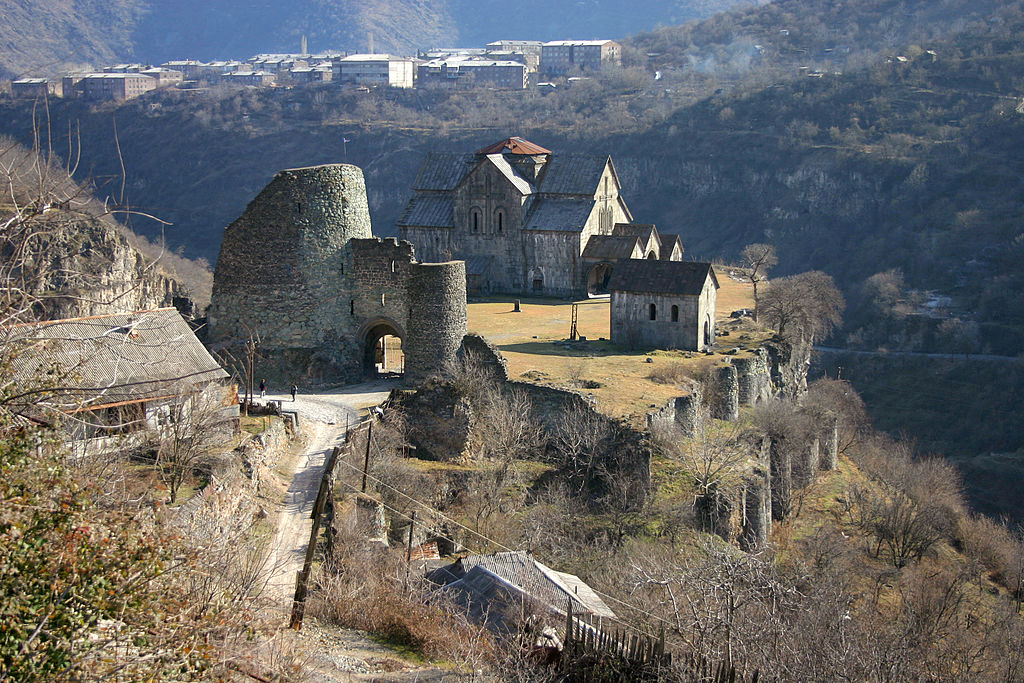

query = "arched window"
[671,305,679,322]
[471,208,481,233]
[496,209,505,234]
[649,303,657,321]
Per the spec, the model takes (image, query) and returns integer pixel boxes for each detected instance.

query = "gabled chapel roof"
[582,235,643,260]
[608,260,718,296]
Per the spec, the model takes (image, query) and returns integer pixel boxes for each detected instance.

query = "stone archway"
[360,318,405,378]
[587,262,613,296]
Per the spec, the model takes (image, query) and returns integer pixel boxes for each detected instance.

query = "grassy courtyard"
[466,267,766,420]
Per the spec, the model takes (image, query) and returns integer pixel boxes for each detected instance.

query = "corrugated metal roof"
[476,137,552,155]
[430,551,615,619]
[413,153,476,191]
[3,308,228,411]
[524,198,594,232]
[486,154,534,195]
[608,260,718,296]
[537,155,608,195]
[397,195,454,228]
[581,235,642,260]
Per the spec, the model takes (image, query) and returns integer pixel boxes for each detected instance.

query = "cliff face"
[15,211,187,320]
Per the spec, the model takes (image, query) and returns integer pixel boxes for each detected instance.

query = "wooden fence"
[562,604,760,682]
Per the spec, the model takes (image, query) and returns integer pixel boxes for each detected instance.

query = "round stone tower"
[208,164,371,379]
[404,261,467,386]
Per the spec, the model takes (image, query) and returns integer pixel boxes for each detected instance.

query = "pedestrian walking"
[259,378,266,398]
[290,383,298,401]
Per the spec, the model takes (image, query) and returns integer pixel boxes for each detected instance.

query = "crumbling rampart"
[208,163,466,386]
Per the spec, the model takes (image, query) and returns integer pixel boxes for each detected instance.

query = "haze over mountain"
[0,0,752,79]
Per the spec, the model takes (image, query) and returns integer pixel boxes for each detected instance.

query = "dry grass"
[466,274,762,420]
[309,537,493,666]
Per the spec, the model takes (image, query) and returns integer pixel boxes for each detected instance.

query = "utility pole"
[361,421,372,493]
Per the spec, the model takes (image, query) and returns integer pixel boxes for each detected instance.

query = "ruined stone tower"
[209,163,467,385]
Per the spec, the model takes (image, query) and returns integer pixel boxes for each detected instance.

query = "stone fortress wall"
[208,163,466,385]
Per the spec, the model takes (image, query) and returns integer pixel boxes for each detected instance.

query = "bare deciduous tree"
[153,386,233,504]
[760,270,845,344]
[740,243,777,322]
[654,405,752,534]
[551,401,611,495]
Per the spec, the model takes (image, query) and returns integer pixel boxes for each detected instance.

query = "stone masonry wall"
[404,261,467,386]
[210,162,470,386]
[734,348,773,405]
[209,164,372,382]
[459,333,510,384]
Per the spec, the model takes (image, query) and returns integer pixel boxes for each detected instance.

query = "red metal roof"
[475,136,551,155]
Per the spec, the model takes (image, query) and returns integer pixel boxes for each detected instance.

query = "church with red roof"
[398,136,685,298]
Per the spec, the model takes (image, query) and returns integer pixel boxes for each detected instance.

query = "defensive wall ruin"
[208,163,466,385]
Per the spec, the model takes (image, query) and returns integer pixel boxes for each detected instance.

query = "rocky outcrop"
[20,213,188,320]
[388,380,472,462]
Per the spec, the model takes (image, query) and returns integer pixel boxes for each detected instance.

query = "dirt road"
[264,380,396,608]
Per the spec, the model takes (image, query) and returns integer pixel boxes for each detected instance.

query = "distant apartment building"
[193,61,249,83]
[336,54,414,88]
[224,71,276,87]
[162,60,204,79]
[288,65,333,83]
[11,78,59,98]
[417,56,527,89]
[75,73,157,101]
[103,64,146,73]
[486,40,543,72]
[541,40,621,76]
[139,67,183,87]
[249,55,309,74]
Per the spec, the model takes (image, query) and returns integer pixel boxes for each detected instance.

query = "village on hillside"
[9,38,622,101]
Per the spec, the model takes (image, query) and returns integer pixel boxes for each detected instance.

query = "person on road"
[259,378,266,398]
[290,383,298,401]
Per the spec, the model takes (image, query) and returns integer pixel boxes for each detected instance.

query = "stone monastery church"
[398,137,688,298]
[208,138,719,386]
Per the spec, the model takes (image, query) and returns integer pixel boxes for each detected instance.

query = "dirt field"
[466,269,765,420]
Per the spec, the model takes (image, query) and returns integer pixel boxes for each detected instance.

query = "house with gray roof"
[3,307,236,454]
[427,551,615,638]
[399,136,682,297]
[608,260,718,351]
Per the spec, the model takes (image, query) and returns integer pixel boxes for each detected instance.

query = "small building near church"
[608,260,718,351]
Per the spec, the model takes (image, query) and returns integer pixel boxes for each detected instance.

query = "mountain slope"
[0,0,142,78]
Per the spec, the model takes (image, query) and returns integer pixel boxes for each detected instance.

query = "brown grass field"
[466,267,765,421]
